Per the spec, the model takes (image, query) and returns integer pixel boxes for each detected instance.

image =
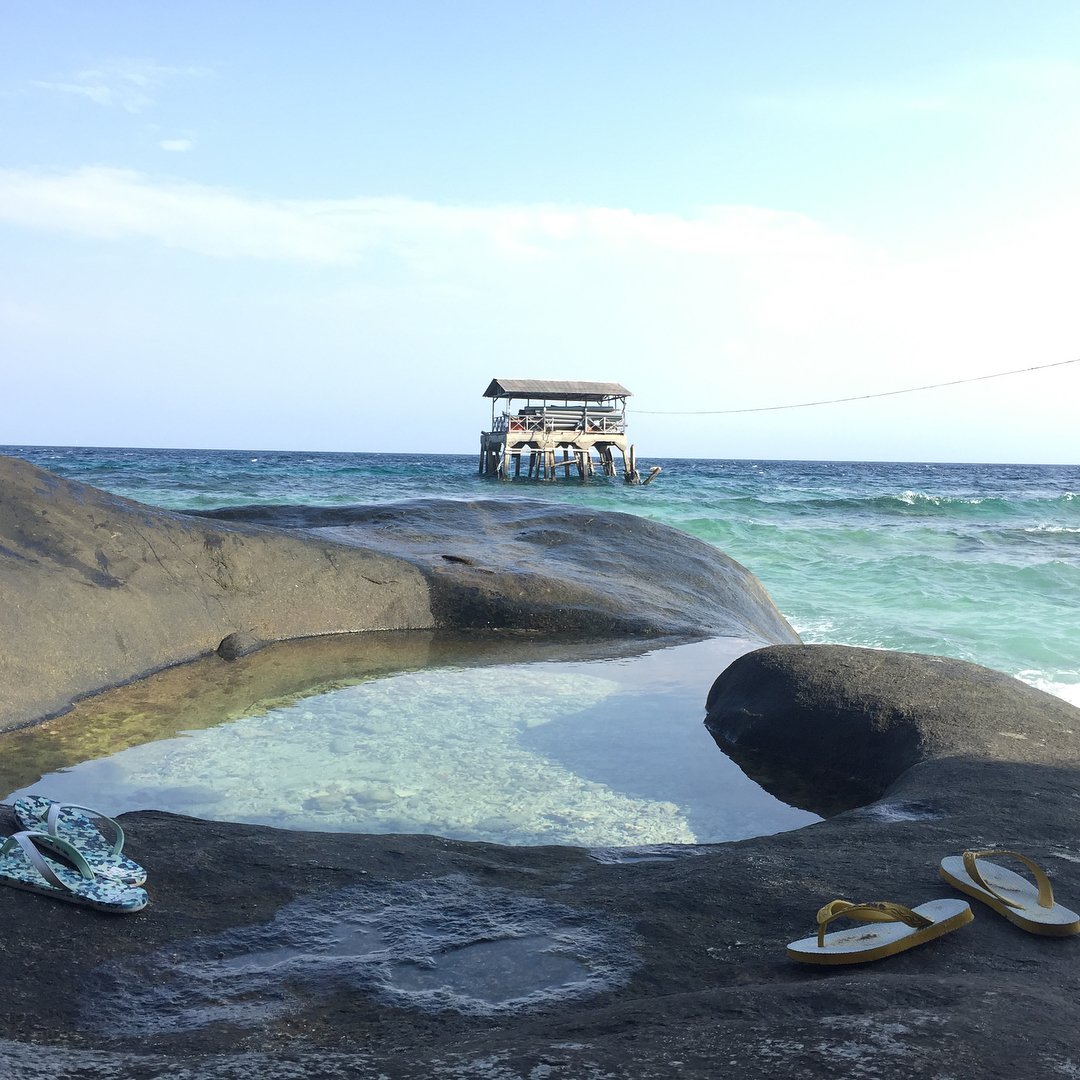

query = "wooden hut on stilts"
[479,379,658,484]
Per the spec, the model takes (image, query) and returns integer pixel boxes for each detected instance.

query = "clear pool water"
[3,634,817,847]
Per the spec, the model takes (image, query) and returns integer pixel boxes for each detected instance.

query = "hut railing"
[493,408,626,435]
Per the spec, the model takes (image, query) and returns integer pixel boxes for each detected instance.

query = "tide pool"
[4,635,818,846]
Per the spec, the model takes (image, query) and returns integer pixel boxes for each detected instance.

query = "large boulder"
[0,458,798,731]
[0,456,431,731]
[704,643,1080,815]
[194,500,801,643]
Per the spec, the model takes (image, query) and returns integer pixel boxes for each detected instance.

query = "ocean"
[7,445,1078,704]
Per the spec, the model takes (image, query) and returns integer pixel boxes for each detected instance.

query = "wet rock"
[704,644,1080,816]
[216,631,267,661]
[350,783,397,804]
[303,793,347,812]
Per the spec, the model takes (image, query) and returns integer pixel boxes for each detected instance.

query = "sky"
[1,1,1079,462]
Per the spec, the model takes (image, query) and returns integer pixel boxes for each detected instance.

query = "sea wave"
[1018,674,1080,708]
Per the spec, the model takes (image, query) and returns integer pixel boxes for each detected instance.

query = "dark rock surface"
[705,644,1080,816]
[11,463,1077,1076]
[1,754,1079,1078]
[0,459,797,732]
[194,500,801,644]
[0,456,431,732]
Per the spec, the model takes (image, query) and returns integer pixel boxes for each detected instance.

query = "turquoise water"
[6,445,1079,703]
[8,637,818,845]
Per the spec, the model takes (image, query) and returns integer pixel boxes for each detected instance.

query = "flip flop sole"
[0,869,148,913]
[787,899,973,965]
[14,797,146,886]
[939,858,1080,936]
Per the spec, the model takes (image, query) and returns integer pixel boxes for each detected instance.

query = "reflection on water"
[1,632,818,847]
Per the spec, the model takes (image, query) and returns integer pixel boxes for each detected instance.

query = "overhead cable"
[631,357,1080,415]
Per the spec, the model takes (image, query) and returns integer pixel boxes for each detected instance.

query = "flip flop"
[787,898,973,965]
[0,831,148,913]
[939,850,1080,936]
[13,796,146,886]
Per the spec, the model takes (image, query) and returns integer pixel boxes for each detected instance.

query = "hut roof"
[483,379,631,401]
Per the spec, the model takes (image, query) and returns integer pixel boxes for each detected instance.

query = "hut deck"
[479,379,645,482]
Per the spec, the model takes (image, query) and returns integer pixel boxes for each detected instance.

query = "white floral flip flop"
[13,796,147,886]
[787,897,973,964]
[940,850,1080,936]
[0,831,148,913]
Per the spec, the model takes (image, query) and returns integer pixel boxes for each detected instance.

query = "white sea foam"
[895,490,984,506]
[1017,674,1080,709]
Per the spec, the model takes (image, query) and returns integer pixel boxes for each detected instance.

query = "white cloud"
[0,166,843,267]
[0,166,1078,460]
[32,62,208,113]
[159,139,193,152]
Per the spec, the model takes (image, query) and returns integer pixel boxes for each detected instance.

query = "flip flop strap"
[0,831,95,893]
[816,900,933,947]
[45,802,125,857]
[963,850,1054,910]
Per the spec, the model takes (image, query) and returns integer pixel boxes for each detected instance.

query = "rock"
[704,644,1080,816]
[2,754,1080,1077]
[194,499,801,643]
[1,457,797,731]
[216,631,267,661]
[0,455,431,732]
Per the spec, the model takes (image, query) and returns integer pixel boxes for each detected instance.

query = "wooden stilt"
[480,385,642,488]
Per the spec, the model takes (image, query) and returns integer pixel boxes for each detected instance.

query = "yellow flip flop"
[786,898,973,965]
[939,850,1080,936]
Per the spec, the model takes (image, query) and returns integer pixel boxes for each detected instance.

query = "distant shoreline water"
[6,445,1078,706]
